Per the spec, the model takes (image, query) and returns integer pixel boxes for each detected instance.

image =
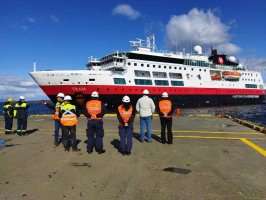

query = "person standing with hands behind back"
[136,89,155,143]
[14,96,30,136]
[117,96,135,155]
[157,92,174,144]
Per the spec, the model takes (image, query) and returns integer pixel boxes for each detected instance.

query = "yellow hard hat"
[7,98,13,102]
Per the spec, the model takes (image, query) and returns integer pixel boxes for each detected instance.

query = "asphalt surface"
[0,115,266,200]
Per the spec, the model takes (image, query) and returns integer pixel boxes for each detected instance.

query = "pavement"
[0,115,266,200]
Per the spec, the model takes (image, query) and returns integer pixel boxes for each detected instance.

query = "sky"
[0,0,266,100]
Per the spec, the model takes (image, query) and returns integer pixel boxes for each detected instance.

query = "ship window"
[113,78,126,84]
[134,79,152,85]
[197,74,201,80]
[171,81,184,86]
[134,70,151,77]
[158,65,161,68]
[134,63,137,66]
[184,68,186,70]
[155,80,169,86]
[63,79,69,81]
[147,64,150,67]
[169,66,172,69]
[245,84,257,88]
[174,67,177,69]
[164,66,167,69]
[89,79,95,81]
[169,73,182,79]
[141,64,144,67]
[128,62,131,65]
[186,74,190,79]
[179,67,182,70]
[152,71,167,78]
[153,65,156,68]
[204,69,206,72]
[191,68,194,71]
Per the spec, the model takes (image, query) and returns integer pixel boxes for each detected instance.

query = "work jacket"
[14,101,30,119]
[3,102,13,118]
[117,104,135,126]
[83,99,106,120]
[157,98,174,118]
[59,103,78,126]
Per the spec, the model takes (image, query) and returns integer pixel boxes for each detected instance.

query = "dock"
[0,115,266,200]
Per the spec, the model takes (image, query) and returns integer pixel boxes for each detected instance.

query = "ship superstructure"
[30,35,265,109]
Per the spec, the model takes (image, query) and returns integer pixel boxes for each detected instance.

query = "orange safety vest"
[86,100,102,120]
[60,104,78,126]
[118,105,133,124]
[159,100,172,116]
[53,102,62,120]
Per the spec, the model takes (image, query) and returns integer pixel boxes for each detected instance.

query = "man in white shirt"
[136,89,155,142]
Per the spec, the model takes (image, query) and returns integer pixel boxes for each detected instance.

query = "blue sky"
[0,0,266,100]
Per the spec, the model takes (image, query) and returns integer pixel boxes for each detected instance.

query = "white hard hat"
[19,96,25,100]
[143,89,149,95]
[91,91,99,97]
[162,92,168,98]
[122,95,130,103]
[64,95,72,101]
[57,93,65,98]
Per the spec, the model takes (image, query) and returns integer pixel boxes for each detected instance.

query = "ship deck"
[1,115,266,200]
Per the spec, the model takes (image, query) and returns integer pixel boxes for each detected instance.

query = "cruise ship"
[30,35,265,109]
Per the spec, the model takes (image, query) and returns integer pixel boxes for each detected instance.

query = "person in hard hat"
[42,93,65,146]
[59,95,80,152]
[83,91,106,154]
[157,92,174,144]
[136,89,155,142]
[14,96,30,136]
[117,96,135,155]
[3,98,14,134]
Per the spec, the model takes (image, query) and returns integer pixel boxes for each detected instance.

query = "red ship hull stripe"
[40,85,265,95]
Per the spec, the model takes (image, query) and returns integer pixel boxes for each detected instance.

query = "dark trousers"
[17,118,27,135]
[54,120,62,142]
[61,125,77,149]
[87,120,104,152]
[119,124,133,153]
[5,117,13,134]
[160,117,173,143]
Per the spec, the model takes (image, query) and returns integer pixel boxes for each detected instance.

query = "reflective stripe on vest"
[60,104,78,126]
[86,100,102,120]
[118,105,133,123]
[159,100,172,115]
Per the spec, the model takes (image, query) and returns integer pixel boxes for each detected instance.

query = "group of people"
[3,96,30,136]
[43,89,174,155]
[3,89,174,156]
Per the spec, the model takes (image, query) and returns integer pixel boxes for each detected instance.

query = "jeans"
[160,117,173,143]
[119,124,133,152]
[54,120,62,142]
[140,116,152,141]
[61,125,77,149]
[87,120,104,151]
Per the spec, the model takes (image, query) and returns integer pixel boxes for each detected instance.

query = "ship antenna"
[33,61,37,72]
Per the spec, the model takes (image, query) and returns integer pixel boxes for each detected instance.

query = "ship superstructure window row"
[184,59,210,67]
[134,79,152,85]
[114,78,126,84]
[153,71,167,78]
[245,84,257,88]
[134,70,151,77]
[155,80,169,86]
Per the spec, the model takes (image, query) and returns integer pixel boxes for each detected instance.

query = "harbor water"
[0,101,265,126]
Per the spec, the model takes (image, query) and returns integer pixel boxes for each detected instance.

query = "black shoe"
[161,140,166,144]
[72,148,81,152]
[126,151,131,156]
[64,147,70,152]
[54,141,59,146]
[168,141,173,144]
[121,151,126,156]
[97,149,106,154]
[87,149,93,154]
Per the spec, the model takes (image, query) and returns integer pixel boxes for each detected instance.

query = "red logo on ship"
[218,57,224,64]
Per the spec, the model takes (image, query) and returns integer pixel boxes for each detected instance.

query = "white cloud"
[216,43,241,55]
[0,75,47,100]
[165,8,241,54]
[27,17,35,23]
[50,15,59,23]
[112,4,140,20]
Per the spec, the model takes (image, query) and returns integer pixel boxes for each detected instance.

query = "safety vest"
[118,105,133,124]
[60,104,78,126]
[159,100,172,115]
[53,102,63,120]
[86,100,102,120]
[14,102,27,117]
[3,104,12,117]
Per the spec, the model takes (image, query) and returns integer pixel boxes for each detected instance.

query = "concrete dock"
[0,115,266,200]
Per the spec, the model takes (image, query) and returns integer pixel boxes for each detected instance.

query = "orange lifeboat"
[222,71,241,80]
[211,74,222,80]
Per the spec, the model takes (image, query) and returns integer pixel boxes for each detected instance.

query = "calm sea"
[0,101,265,126]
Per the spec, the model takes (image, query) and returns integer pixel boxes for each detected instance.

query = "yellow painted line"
[240,138,266,157]
[173,135,266,140]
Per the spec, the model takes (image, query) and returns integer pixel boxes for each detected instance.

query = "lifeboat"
[222,71,241,80]
[211,73,222,80]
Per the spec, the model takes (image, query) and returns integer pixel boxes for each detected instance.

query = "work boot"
[72,148,81,152]
[54,141,59,146]
[97,149,106,154]
[126,151,131,156]
[121,151,126,156]
[87,149,93,154]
